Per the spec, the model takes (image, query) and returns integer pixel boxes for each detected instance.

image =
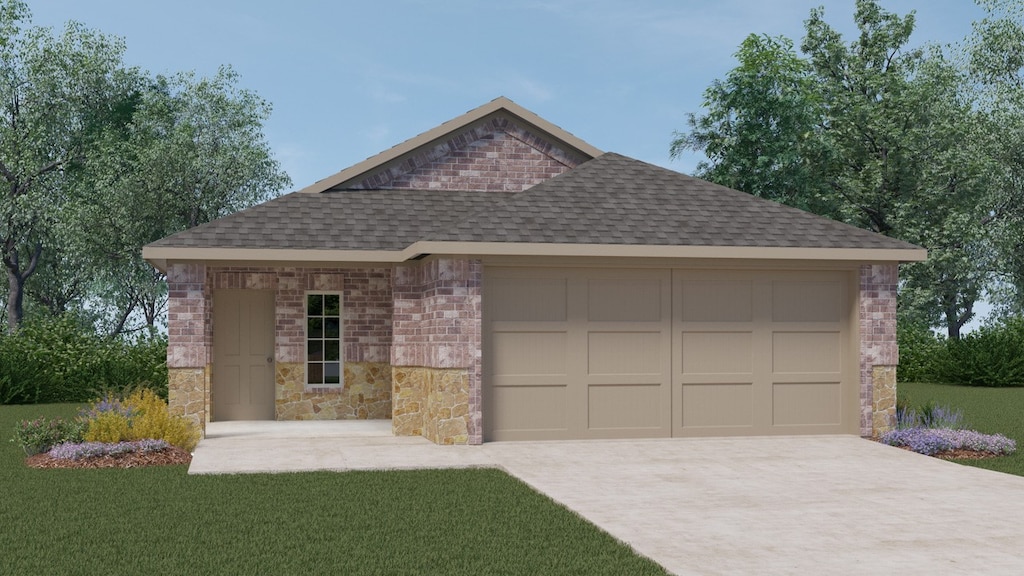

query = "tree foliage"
[73,67,290,335]
[0,0,136,333]
[674,0,1024,338]
[0,0,290,335]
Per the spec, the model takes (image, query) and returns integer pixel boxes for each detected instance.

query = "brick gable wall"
[347,116,588,192]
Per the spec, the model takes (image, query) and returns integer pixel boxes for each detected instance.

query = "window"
[306,293,342,386]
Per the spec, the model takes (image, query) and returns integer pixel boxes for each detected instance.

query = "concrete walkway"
[191,422,1024,575]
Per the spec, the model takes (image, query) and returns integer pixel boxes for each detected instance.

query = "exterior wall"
[167,265,394,426]
[859,264,899,437]
[166,263,211,432]
[349,116,586,192]
[276,361,391,420]
[391,259,482,445]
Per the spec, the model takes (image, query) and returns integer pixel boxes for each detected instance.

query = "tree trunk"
[944,301,973,341]
[6,267,24,335]
[946,319,961,341]
[2,243,42,334]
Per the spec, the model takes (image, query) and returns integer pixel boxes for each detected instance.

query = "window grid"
[306,292,342,386]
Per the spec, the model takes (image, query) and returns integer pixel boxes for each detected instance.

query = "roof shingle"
[146,152,920,254]
[428,153,919,250]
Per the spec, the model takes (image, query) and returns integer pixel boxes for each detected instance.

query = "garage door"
[484,267,856,441]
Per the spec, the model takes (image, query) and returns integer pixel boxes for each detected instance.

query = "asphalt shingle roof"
[147,189,498,250]
[147,152,919,253]
[428,153,919,250]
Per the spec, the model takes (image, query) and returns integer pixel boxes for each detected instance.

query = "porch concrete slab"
[189,421,493,474]
[188,427,1024,575]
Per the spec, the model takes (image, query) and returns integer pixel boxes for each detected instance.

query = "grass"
[1,404,667,576]
[898,381,1024,477]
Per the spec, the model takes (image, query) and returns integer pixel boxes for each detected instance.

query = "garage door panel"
[490,386,568,433]
[772,382,842,426]
[588,384,666,431]
[680,280,753,323]
[773,332,841,374]
[587,278,664,322]
[588,332,662,375]
[680,384,753,428]
[680,332,753,374]
[491,332,567,376]
[773,281,843,323]
[489,277,567,322]
[486,267,854,441]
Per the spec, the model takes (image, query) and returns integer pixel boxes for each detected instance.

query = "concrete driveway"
[191,423,1024,575]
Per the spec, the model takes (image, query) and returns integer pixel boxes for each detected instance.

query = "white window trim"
[305,291,344,390]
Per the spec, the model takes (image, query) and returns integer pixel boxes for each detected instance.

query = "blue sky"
[29,0,984,192]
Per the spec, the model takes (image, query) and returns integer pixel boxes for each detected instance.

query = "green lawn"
[898,381,1024,477]
[1,404,667,576]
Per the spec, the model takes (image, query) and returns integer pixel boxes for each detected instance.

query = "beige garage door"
[484,268,856,441]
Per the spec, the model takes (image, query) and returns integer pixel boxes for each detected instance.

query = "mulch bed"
[933,448,1001,460]
[24,447,192,469]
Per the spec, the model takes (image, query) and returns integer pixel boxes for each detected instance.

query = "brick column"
[391,258,482,445]
[859,264,899,437]
[166,263,211,432]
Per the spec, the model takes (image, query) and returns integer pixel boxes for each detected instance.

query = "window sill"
[305,385,345,394]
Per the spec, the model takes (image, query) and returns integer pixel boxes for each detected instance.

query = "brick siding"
[167,263,210,369]
[208,267,392,365]
[348,116,587,192]
[392,258,483,444]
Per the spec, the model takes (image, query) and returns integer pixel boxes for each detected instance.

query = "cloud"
[360,124,392,145]
[366,84,407,104]
[508,76,554,102]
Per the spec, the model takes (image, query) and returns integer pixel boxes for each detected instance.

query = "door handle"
[266,356,274,364]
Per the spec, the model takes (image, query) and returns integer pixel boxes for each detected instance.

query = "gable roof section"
[299,96,603,193]
[144,152,926,269]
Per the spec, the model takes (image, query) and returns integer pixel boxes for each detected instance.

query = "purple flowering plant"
[48,439,169,460]
[78,393,136,422]
[883,400,1016,457]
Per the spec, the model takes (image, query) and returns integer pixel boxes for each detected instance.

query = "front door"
[213,289,275,420]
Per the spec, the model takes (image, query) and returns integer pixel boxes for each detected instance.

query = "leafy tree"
[671,34,835,215]
[0,0,137,333]
[0,2,290,336]
[73,67,291,335]
[966,0,1024,317]
[673,0,1004,338]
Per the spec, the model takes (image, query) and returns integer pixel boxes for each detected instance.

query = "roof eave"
[143,242,927,272]
[410,242,927,262]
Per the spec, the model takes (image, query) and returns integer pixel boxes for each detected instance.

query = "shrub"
[48,439,169,460]
[940,319,1024,387]
[11,417,86,455]
[80,389,199,450]
[122,389,200,451]
[78,393,137,421]
[897,317,1024,387]
[897,321,946,383]
[0,315,168,405]
[83,411,133,444]
[894,400,963,430]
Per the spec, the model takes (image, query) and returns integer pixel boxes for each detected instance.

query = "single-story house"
[143,96,925,445]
